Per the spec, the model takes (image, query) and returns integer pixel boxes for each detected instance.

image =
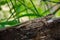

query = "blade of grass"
[44,0,60,4]
[52,7,60,15]
[6,0,14,21]
[22,0,31,20]
[30,0,40,16]
[42,4,58,15]
[17,0,42,17]
[13,13,41,20]
[14,0,20,23]
[6,0,17,21]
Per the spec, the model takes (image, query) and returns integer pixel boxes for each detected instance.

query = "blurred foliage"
[0,0,60,29]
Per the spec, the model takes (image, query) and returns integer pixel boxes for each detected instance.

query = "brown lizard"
[0,4,60,40]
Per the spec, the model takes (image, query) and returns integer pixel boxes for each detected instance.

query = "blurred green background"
[0,0,60,29]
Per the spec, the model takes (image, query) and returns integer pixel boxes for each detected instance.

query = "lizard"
[0,4,60,40]
[0,13,57,40]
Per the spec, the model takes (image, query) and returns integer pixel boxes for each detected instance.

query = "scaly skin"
[0,14,54,40]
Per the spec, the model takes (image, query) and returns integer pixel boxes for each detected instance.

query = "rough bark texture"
[0,14,60,40]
